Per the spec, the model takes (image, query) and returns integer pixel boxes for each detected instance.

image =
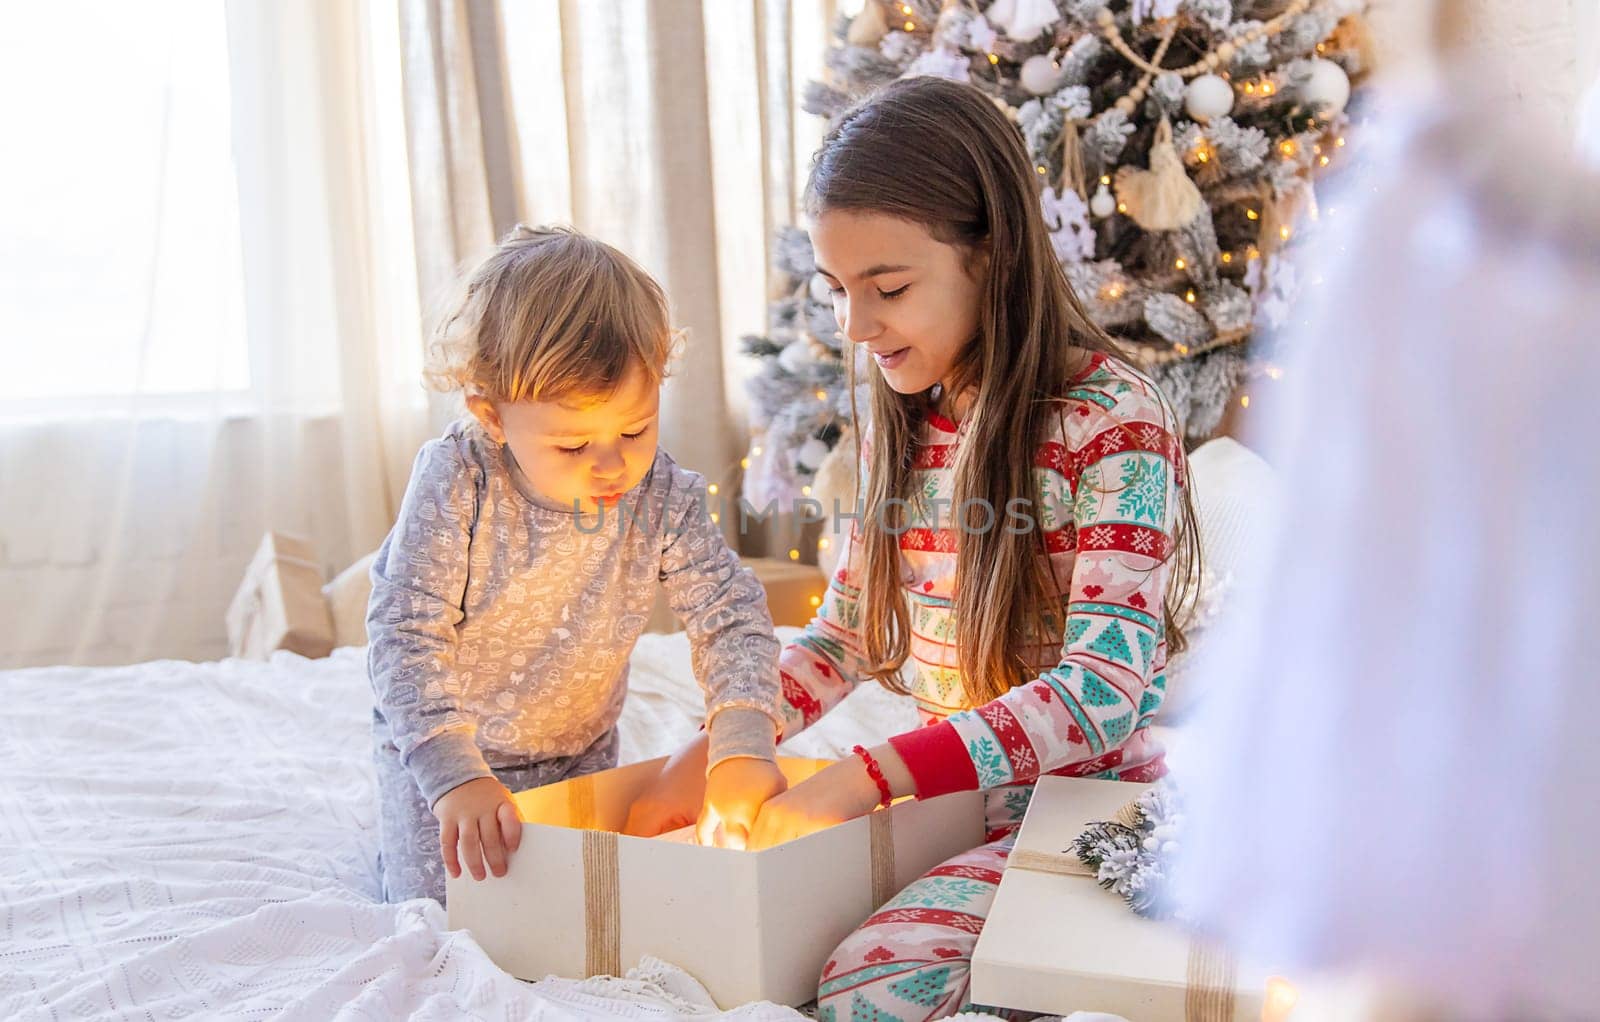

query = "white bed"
[0,629,928,1021]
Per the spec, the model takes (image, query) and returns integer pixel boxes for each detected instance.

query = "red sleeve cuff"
[887,722,980,799]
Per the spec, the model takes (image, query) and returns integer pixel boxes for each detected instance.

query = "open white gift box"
[447,755,985,1008]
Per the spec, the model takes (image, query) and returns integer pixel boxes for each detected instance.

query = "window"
[0,1,248,404]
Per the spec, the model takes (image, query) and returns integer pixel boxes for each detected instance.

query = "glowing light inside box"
[1262,977,1299,1022]
[688,807,747,850]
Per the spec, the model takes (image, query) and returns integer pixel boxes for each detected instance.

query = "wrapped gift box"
[645,556,828,633]
[447,755,984,1008]
[224,532,335,660]
[971,776,1278,1020]
[745,556,828,628]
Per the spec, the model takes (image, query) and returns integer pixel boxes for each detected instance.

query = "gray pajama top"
[367,419,782,806]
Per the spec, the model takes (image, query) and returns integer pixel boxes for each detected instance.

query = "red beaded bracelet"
[852,745,894,809]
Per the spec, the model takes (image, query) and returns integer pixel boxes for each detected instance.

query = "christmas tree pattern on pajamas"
[776,353,1181,794]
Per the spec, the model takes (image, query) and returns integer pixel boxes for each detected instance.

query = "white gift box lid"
[972,775,1275,1021]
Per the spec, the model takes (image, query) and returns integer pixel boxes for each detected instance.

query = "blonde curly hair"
[425,225,677,403]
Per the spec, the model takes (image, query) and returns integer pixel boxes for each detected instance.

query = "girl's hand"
[698,758,788,849]
[748,754,885,850]
[623,733,709,837]
[432,776,522,881]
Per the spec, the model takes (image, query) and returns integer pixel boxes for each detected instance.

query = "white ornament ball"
[1183,73,1234,121]
[808,272,833,304]
[1089,182,1117,218]
[796,436,831,473]
[1300,57,1351,114]
[777,339,812,375]
[1019,54,1062,96]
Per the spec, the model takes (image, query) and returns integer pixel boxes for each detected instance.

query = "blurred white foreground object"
[1174,86,1600,1020]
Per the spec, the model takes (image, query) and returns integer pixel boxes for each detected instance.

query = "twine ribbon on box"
[566,775,900,978]
[568,775,623,977]
[1007,796,1240,1022]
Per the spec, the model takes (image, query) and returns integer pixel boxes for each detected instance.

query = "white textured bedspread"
[0,631,923,1021]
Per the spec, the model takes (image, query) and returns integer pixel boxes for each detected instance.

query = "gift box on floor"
[971,776,1279,1021]
[645,556,827,634]
[225,532,335,660]
[744,556,828,627]
[447,756,985,1008]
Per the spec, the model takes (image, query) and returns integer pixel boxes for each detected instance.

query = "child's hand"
[623,734,709,837]
[433,776,522,881]
[748,755,883,850]
[698,757,788,849]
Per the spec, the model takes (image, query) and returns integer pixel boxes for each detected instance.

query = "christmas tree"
[742,0,1372,506]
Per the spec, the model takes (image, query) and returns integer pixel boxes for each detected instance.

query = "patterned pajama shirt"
[778,355,1185,1020]
[367,420,782,904]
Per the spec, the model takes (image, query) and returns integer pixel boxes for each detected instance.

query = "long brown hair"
[806,77,1201,706]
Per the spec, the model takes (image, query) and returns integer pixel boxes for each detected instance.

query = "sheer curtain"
[0,0,834,667]
[497,0,837,480]
[0,0,431,668]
